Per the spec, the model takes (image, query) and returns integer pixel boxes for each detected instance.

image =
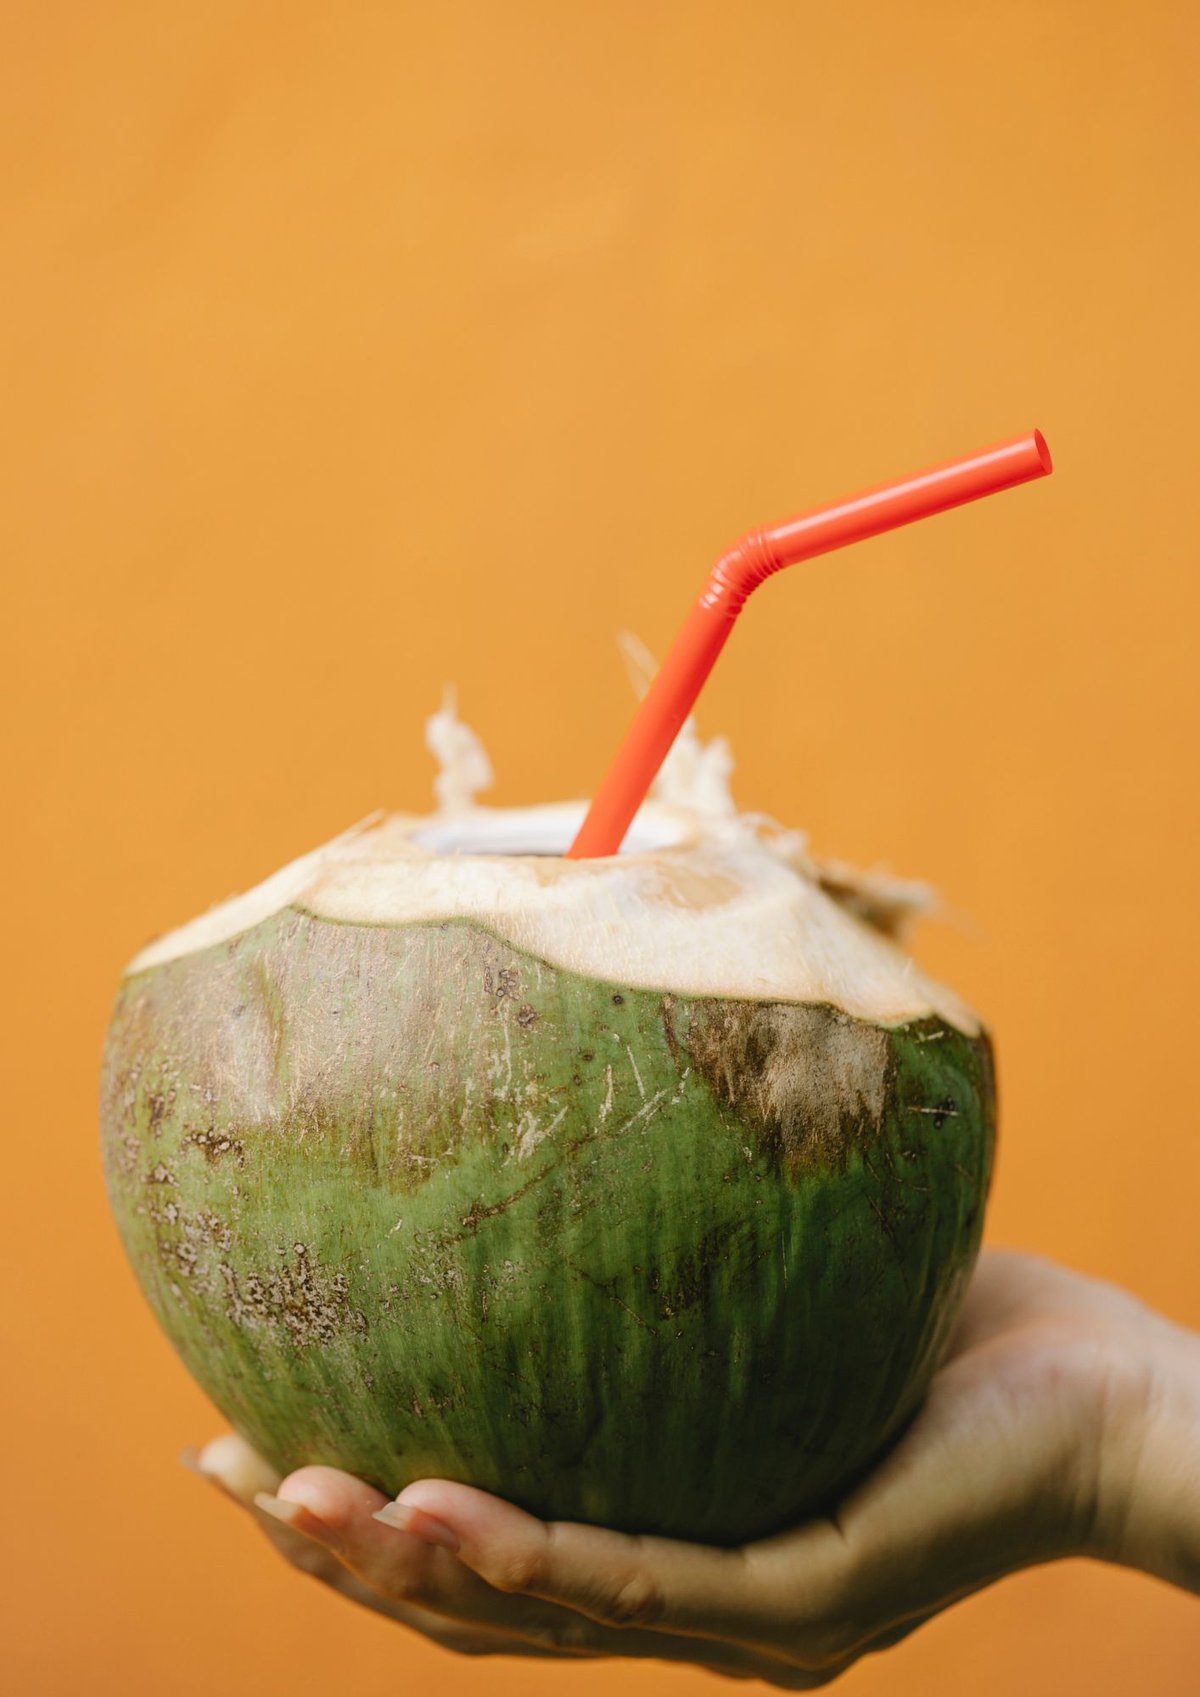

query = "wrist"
[1104,1315,1200,1593]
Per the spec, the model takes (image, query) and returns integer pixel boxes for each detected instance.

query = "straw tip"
[1032,428,1053,475]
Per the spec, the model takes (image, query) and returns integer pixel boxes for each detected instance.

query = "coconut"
[101,707,994,1545]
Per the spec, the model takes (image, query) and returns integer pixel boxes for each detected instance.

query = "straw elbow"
[705,529,785,616]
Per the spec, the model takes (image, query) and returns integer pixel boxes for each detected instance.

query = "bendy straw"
[567,430,1052,860]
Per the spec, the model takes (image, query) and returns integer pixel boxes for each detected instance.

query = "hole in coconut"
[411,804,686,859]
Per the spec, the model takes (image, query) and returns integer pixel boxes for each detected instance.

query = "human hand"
[189,1250,1200,1685]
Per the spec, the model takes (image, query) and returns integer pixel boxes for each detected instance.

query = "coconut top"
[125,799,979,1035]
[125,691,977,1032]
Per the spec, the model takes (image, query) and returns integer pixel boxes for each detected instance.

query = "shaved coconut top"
[125,801,979,1035]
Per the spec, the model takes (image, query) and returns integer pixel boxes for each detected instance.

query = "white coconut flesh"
[126,689,977,1033]
[126,797,978,1037]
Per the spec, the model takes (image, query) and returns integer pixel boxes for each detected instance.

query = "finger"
[185,1438,556,1659]
[190,1433,281,1499]
[271,1465,797,1675]
[191,1440,840,1682]
[378,1479,853,1657]
[188,1437,770,1672]
[268,1463,602,1647]
[186,1439,373,1600]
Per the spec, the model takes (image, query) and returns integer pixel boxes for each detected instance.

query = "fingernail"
[373,1501,461,1552]
[254,1491,307,1528]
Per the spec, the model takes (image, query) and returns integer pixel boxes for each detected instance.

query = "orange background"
[3,3,1198,1692]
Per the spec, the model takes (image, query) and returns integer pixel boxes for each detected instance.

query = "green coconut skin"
[101,907,995,1545]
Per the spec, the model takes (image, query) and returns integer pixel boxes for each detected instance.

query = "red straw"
[567,429,1053,859]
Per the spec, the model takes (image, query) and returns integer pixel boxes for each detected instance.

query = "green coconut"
[101,736,994,1546]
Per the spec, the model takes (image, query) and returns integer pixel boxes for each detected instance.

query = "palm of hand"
[192,1252,1156,1685]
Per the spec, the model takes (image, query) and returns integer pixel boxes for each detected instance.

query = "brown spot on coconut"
[684,1001,891,1178]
